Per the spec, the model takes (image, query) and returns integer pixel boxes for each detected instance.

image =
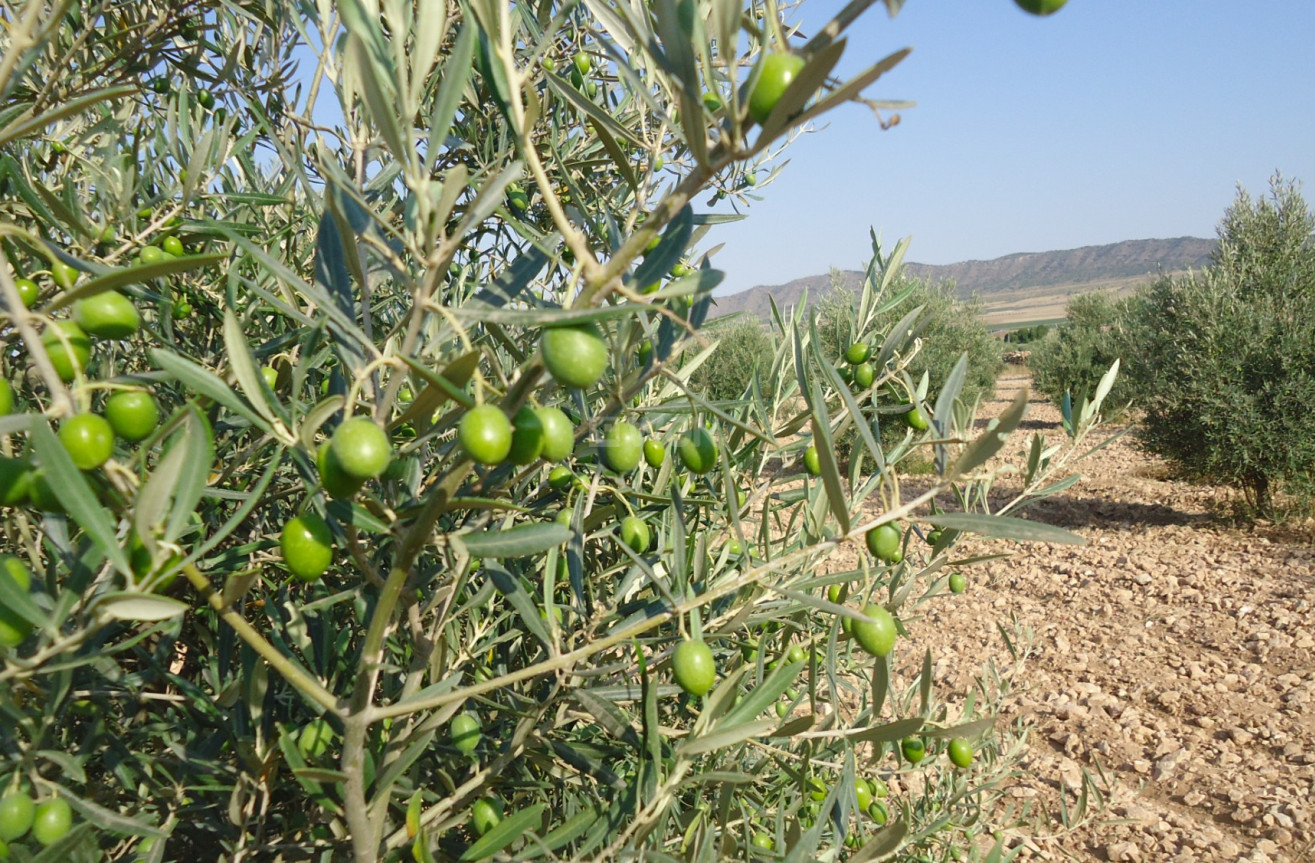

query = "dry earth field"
[844,369,1314,862]
[975,278,1145,329]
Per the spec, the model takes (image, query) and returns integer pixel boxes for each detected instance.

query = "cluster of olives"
[0,250,199,638]
[1,272,162,491]
[0,788,74,851]
[278,322,724,587]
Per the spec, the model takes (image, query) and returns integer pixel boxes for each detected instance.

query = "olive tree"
[0,1,1110,860]
[689,317,775,401]
[1029,291,1139,411]
[1124,174,1315,515]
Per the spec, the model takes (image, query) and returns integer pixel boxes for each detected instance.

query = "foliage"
[689,317,775,401]
[1029,292,1139,409]
[892,279,1004,409]
[0,1,1108,861]
[1123,174,1315,514]
[813,266,858,363]
[1002,323,1049,344]
[816,260,1003,458]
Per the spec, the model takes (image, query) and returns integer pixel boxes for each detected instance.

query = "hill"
[711,237,1216,326]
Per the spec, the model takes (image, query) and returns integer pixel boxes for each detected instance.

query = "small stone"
[1229,727,1254,745]
[1058,758,1084,791]
[1266,827,1294,845]
[1152,755,1178,781]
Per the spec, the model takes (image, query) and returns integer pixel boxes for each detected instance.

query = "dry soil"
[890,370,1314,862]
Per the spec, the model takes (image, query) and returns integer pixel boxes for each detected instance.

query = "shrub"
[1003,323,1050,344]
[1029,291,1139,409]
[1124,175,1315,514]
[690,318,775,401]
[889,278,1004,408]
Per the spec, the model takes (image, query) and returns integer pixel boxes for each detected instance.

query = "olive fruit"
[619,515,651,553]
[851,602,897,658]
[541,324,608,390]
[50,260,78,290]
[138,245,168,265]
[0,556,35,649]
[458,405,512,466]
[74,291,140,339]
[748,52,806,124]
[0,791,35,842]
[547,465,574,491]
[280,513,333,582]
[41,320,92,381]
[470,798,503,836]
[803,445,821,476]
[27,471,63,513]
[643,438,665,468]
[30,797,72,847]
[317,441,365,500]
[505,184,529,212]
[59,413,115,470]
[0,457,32,506]
[330,416,393,480]
[1015,0,1067,15]
[507,406,544,465]
[671,638,716,696]
[12,278,38,308]
[865,523,902,563]
[297,717,335,759]
[104,391,159,442]
[449,712,482,756]
[603,421,643,473]
[855,778,873,812]
[536,406,575,462]
[677,428,718,474]
[947,737,974,768]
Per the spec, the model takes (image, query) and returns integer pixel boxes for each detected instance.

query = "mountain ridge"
[712,236,1217,323]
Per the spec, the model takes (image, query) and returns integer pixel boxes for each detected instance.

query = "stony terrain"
[913,371,1315,862]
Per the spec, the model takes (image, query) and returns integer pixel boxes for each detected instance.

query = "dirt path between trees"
[911,370,1314,863]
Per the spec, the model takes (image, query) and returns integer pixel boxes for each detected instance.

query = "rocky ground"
[902,370,1315,862]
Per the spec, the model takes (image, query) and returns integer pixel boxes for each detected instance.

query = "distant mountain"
[711,237,1217,322]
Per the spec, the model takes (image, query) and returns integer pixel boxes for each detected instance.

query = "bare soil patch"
[916,371,1315,862]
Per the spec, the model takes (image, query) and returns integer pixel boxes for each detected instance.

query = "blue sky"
[706,0,1315,296]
